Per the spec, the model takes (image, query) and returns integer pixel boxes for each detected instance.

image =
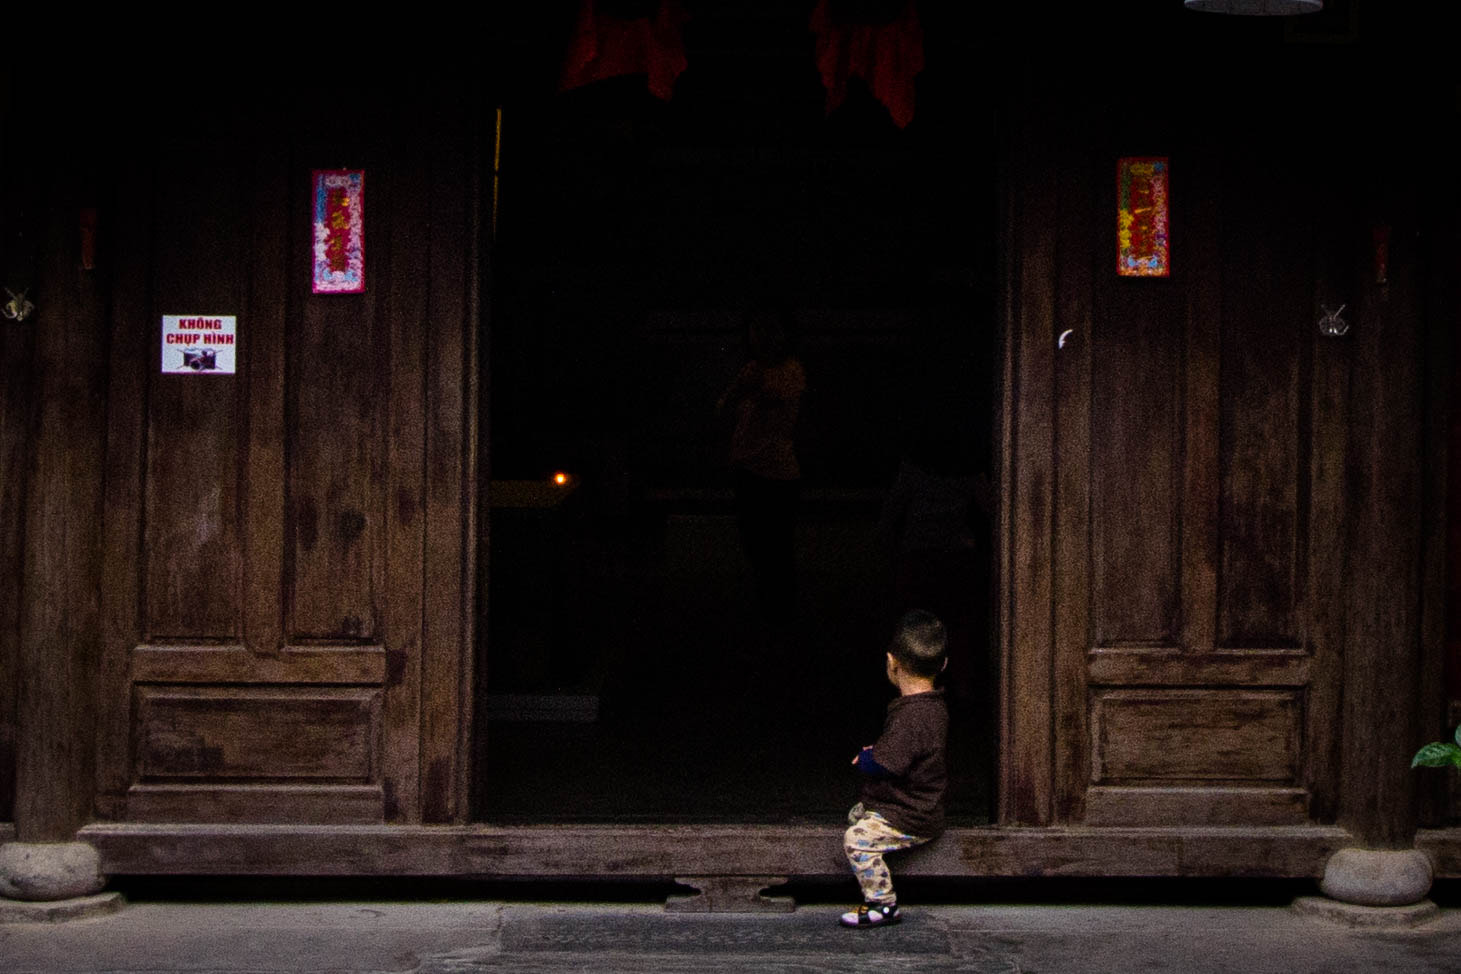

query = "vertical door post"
[1,166,112,913]
[1319,183,1434,914]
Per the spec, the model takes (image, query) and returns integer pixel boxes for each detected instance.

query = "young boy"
[840,609,949,928]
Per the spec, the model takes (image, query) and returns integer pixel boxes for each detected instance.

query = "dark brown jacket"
[859,689,948,837]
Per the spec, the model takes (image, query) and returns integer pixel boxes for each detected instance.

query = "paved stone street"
[3,896,1460,973]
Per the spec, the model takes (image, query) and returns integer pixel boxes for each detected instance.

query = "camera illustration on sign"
[161,315,237,374]
[182,348,218,371]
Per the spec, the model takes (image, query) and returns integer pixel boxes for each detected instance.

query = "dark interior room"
[477,0,999,823]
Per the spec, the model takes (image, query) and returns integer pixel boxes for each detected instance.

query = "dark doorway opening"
[473,4,999,825]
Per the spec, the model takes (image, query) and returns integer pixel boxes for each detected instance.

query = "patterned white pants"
[843,803,929,905]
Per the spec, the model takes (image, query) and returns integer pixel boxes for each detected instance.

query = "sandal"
[839,901,900,928]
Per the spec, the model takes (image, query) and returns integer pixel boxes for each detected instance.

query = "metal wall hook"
[2,287,34,323]
[1318,303,1349,337]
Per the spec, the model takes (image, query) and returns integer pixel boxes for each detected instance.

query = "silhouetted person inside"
[718,312,805,626]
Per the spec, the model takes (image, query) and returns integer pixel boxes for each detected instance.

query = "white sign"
[161,315,237,374]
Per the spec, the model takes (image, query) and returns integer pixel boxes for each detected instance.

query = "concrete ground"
[2,882,1460,974]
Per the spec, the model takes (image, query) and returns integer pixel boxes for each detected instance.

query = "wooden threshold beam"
[72,823,1417,880]
[1418,827,1461,877]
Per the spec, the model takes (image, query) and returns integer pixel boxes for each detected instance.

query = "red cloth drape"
[809,0,925,128]
[558,0,689,101]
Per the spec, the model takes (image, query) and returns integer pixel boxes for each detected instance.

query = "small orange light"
[553,472,569,486]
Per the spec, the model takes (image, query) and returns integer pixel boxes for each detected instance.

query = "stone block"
[1318,847,1433,907]
[667,876,795,913]
[0,842,107,901]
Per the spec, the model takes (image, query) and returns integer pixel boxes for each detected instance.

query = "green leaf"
[1411,742,1461,769]
[1455,724,1461,748]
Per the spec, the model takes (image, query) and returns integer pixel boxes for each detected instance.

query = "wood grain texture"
[242,133,289,658]
[89,93,476,828]
[1418,827,1461,877]
[421,104,474,824]
[1216,151,1307,648]
[79,822,1362,879]
[129,645,386,685]
[96,155,155,819]
[1302,161,1354,825]
[135,686,381,780]
[1179,144,1221,655]
[1090,250,1182,647]
[142,136,244,640]
[1051,127,1094,824]
[16,172,109,839]
[462,106,485,828]
[125,785,383,825]
[0,165,36,824]
[1338,174,1425,848]
[289,152,382,641]
[1037,132,1350,833]
[1090,689,1300,784]
[1087,648,1307,688]
[1000,110,1056,826]
[1083,787,1308,827]
[381,114,430,825]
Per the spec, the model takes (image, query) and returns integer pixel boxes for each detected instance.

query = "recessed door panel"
[97,102,474,826]
[1008,122,1349,828]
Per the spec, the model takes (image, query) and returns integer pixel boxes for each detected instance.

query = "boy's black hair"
[888,609,947,677]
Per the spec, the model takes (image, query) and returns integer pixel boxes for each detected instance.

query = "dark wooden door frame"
[85,99,481,830]
[85,820,1375,880]
[68,83,1461,885]
[73,167,1461,884]
[4,61,1454,894]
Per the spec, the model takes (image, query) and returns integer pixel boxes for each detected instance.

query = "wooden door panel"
[1215,161,1310,648]
[121,787,386,825]
[100,136,398,824]
[143,140,247,640]
[1090,280,1184,646]
[1035,134,1340,827]
[1085,687,1308,826]
[291,292,384,641]
[135,686,381,780]
[1090,689,1301,782]
[98,103,474,826]
[128,645,386,684]
[1082,788,1311,827]
[1087,648,1308,687]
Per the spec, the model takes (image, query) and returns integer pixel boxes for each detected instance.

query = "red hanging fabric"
[809,0,925,128]
[558,0,689,101]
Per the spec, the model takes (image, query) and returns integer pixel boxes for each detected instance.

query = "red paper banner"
[1117,157,1170,278]
[312,169,365,294]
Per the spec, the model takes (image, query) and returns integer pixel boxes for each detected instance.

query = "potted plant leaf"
[1412,726,1461,770]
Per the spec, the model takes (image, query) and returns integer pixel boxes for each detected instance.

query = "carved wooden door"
[1006,121,1352,827]
[95,107,476,825]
